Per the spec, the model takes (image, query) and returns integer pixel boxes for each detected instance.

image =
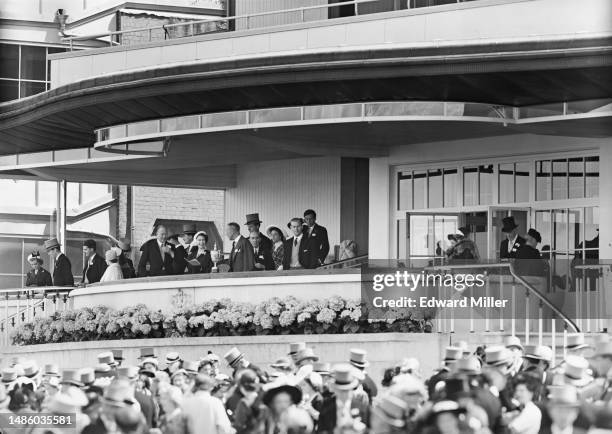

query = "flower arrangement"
[11,296,433,345]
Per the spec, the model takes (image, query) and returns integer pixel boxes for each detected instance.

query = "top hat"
[182,361,199,374]
[330,363,359,390]
[547,385,580,407]
[443,347,463,362]
[1,368,18,383]
[527,228,542,244]
[94,364,113,379]
[117,238,131,251]
[563,355,592,386]
[224,347,245,368]
[349,349,369,369]
[296,348,319,365]
[181,224,197,236]
[23,361,40,378]
[503,335,524,352]
[111,350,124,361]
[454,356,481,375]
[102,380,136,407]
[372,394,408,428]
[80,368,95,386]
[270,358,293,371]
[485,346,513,367]
[442,376,472,400]
[60,369,84,387]
[44,238,61,251]
[501,216,519,233]
[165,352,181,364]
[138,348,156,360]
[524,345,553,363]
[116,366,139,380]
[565,333,589,350]
[593,341,612,357]
[245,213,262,225]
[288,342,306,356]
[313,361,331,376]
[43,364,61,377]
[97,352,117,366]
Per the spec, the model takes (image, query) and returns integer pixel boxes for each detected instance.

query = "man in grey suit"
[226,222,255,272]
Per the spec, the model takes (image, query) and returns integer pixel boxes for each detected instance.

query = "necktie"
[232,241,236,250]
[294,238,298,247]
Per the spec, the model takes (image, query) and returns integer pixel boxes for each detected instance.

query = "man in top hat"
[223,347,267,383]
[283,217,319,270]
[163,352,182,376]
[25,250,53,287]
[97,352,118,369]
[249,231,275,271]
[226,222,255,273]
[303,209,330,266]
[138,225,175,277]
[427,347,463,398]
[565,333,591,357]
[499,216,526,260]
[349,349,378,401]
[45,238,74,287]
[111,350,124,367]
[116,238,136,279]
[245,213,272,254]
[138,347,156,361]
[516,228,547,276]
[82,239,107,286]
[540,385,586,434]
[288,342,306,365]
[172,223,197,275]
[504,335,525,376]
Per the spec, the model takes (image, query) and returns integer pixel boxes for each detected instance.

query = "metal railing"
[318,254,369,269]
[573,263,610,334]
[0,287,72,347]
[62,0,479,50]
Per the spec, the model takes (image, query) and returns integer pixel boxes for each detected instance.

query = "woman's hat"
[223,347,244,368]
[330,363,359,390]
[296,348,319,365]
[193,231,208,242]
[501,216,519,233]
[565,333,589,350]
[527,228,542,244]
[349,349,369,369]
[44,238,61,251]
[27,251,43,265]
[105,249,118,262]
[373,394,408,428]
[262,380,302,406]
[266,225,286,240]
[117,238,131,251]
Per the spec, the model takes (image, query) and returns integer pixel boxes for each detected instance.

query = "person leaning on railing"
[116,238,136,279]
[24,251,53,287]
[44,238,74,287]
[514,229,547,277]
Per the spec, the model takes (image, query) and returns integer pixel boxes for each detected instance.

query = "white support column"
[57,180,67,249]
[599,145,612,332]
[368,157,390,260]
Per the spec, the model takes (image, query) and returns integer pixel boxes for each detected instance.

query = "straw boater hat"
[565,333,589,351]
[563,355,593,387]
[224,347,245,368]
[485,346,513,367]
[524,345,553,364]
[288,342,306,357]
[330,363,359,390]
[349,349,369,370]
[296,348,319,365]
[503,335,524,352]
[443,347,463,363]
[165,352,181,365]
[373,394,409,428]
[44,238,61,251]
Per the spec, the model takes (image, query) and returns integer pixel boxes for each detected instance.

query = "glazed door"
[405,213,459,267]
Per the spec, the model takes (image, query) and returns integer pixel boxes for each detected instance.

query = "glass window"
[20,45,46,81]
[413,171,427,209]
[397,219,407,261]
[552,159,568,200]
[584,207,599,246]
[47,47,66,81]
[535,210,552,250]
[553,210,568,252]
[428,169,442,209]
[0,79,19,102]
[463,167,478,206]
[568,157,584,199]
[37,181,57,208]
[499,163,514,203]
[515,162,530,202]
[585,156,599,198]
[398,172,412,210]
[536,160,551,201]
[443,168,458,207]
[479,165,494,204]
[0,44,19,78]
[20,81,46,98]
[66,183,80,208]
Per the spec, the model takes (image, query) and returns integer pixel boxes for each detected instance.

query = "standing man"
[81,239,106,285]
[44,238,74,287]
[173,223,197,275]
[283,217,318,270]
[500,216,525,260]
[249,232,274,271]
[226,222,255,272]
[138,225,175,277]
[303,209,330,266]
[245,213,272,254]
[515,228,547,277]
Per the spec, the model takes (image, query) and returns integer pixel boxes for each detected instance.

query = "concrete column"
[56,180,67,249]
[598,145,612,332]
[368,157,390,260]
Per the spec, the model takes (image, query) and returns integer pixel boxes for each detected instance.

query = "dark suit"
[253,246,274,271]
[137,239,175,277]
[172,244,190,275]
[118,255,136,279]
[515,245,547,276]
[282,235,318,269]
[229,236,255,272]
[317,394,369,434]
[52,254,74,287]
[82,254,107,284]
[187,246,213,273]
[500,235,526,259]
[25,268,53,287]
[258,233,273,253]
[306,223,330,265]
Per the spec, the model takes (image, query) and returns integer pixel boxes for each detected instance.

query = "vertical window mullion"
[426,171,429,208]
[17,45,21,99]
[411,171,414,209]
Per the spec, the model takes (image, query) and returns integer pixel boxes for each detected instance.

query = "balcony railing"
[62,0,483,50]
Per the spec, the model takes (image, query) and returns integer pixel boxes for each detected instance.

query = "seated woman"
[100,249,124,282]
[25,251,53,287]
[187,231,213,273]
[266,225,286,271]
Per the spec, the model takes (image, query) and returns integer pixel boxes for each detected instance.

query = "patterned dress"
[271,242,284,270]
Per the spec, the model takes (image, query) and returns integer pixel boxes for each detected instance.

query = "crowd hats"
[138,366,156,378]
[224,347,245,368]
[454,356,481,375]
[112,350,124,362]
[524,345,553,363]
[484,346,514,367]
[138,348,156,360]
[80,368,95,387]
[372,394,409,428]
[296,348,319,365]
[116,366,139,381]
[181,224,197,236]
[245,213,263,225]
[165,352,181,365]
[288,342,306,357]
[48,393,81,415]
[43,364,61,378]
[1,368,18,384]
[97,351,117,367]
[60,369,84,387]
[565,333,589,351]
[94,364,113,379]
[349,349,369,369]
[262,379,302,407]
[563,355,593,387]
[503,335,524,352]
[23,360,40,378]
[140,358,159,369]
[389,374,427,399]
[44,238,61,251]
[313,361,331,377]
[182,361,199,375]
[443,347,463,363]
[501,216,519,233]
[270,358,293,372]
[593,341,612,357]
[102,379,136,408]
[527,228,542,244]
[330,363,359,390]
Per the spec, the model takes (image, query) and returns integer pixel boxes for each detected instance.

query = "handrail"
[318,254,368,269]
[61,0,470,49]
[427,261,580,333]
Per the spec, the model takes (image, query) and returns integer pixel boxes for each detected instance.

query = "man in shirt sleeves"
[226,222,255,272]
[303,209,330,266]
[138,225,175,277]
[499,216,526,260]
[81,239,107,285]
[44,238,74,287]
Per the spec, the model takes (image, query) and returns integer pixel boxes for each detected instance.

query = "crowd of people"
[1,333,612,433]
[24,210,342,287]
